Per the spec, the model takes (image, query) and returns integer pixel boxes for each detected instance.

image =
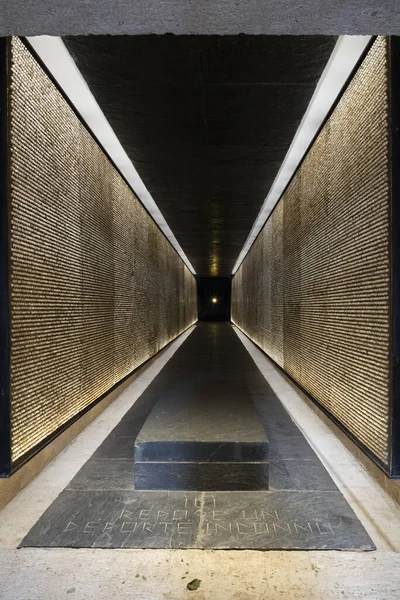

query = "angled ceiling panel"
[64,35,337,276]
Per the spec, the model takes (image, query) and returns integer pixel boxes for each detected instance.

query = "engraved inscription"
[60,495,341,546]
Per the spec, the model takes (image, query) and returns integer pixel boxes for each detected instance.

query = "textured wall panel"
[8,37,197,466]
[232,37,391,467]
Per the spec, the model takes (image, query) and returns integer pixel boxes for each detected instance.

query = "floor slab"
[20,489,373,550]
[1,548,399,600]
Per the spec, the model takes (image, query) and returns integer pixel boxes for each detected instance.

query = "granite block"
[134,462,269,491]
[135,441,268,462]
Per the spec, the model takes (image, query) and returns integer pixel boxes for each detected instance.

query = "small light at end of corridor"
[212,297,218,304]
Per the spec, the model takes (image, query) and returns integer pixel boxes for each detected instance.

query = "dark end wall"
[197,277,231,322]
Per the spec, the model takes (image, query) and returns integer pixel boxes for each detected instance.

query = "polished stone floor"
[20,324,372,550]
[134,323,269,490]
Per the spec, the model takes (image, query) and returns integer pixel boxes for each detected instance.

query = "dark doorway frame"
[197,277,231,322]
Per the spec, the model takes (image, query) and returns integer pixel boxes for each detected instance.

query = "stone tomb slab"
[133,391,269,491]
[20,489,375,550]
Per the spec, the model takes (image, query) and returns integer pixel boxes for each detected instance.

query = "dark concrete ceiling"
[2,2,399,35]
[64,35,336,276]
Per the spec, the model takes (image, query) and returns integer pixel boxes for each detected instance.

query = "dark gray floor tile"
[269,459,337,491]
[20,324,374,551]
[268,437,318,460]
[67,459,134,491]
[93,436,136,459]
[21,489,374,550]
[134,461,269,491]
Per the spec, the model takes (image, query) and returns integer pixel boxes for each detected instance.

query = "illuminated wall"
[232,37,391,469]
[7,37,197,469]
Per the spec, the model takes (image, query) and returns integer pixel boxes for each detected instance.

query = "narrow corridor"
[1,28,400,600]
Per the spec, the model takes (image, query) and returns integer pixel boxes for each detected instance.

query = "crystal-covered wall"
[8,37,197,466]
[232,37,391,467]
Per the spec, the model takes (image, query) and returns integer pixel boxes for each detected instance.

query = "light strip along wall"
[232,37,391,469]
[232,35,372,275]
[26,35,196,276]
[7,37,197,468]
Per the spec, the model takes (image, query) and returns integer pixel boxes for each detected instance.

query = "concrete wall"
[0,1,400,35]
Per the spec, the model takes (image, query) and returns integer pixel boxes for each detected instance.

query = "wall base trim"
[0,364,138,510]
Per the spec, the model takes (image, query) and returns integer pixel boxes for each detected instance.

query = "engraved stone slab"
[20,489,375,550]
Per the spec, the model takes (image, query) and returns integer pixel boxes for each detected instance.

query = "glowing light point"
[212,297,218,304]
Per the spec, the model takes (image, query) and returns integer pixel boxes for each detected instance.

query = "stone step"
[133,390,269,491]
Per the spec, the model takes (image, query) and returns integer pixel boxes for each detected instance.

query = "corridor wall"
[232,37,393,471]
[0,37,197,475]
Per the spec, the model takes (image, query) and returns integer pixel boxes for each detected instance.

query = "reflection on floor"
[21,324,372,550]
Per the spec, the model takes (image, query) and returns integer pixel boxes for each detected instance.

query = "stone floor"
[2,548,400,600]
[1,325,400,599]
